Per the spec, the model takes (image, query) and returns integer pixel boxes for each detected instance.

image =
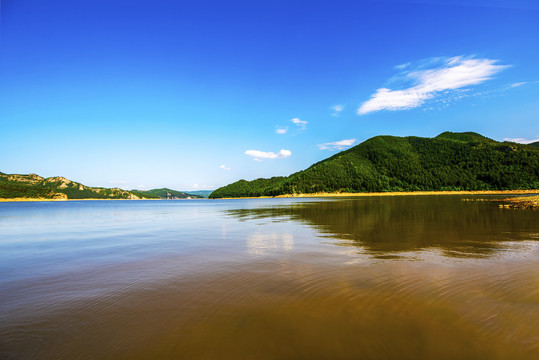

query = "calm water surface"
[0,196,538,359]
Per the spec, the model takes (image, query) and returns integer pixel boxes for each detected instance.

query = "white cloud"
[331,104,344,116]
[276,127,288,134]
[358,56,509,115]
[245,149,292,161]
[510,82,527,88]
[219,165,231,170]
[503,137,539,144]
[395,62,410,70]
[318,138,357,150]
[291,117,307,129]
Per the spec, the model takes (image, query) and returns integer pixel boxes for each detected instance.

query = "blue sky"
[1,0,538,190]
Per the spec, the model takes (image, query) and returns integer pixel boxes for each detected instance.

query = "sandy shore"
[0,198,157,202]
[212,189,539,200]
[2,190,538,202]
[275,189,539,198]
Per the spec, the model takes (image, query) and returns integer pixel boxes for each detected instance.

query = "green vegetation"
[0,173,143,199]
[209,177,286,198]
[210,132,539,198]
[0,173,201,200]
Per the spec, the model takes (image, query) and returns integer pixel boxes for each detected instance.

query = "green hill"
[0,173,145,200]
[0,173,202,200]
[210,132,539,198]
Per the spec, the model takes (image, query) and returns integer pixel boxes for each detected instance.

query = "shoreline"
[498,195,539,210]
[0,198,163,203]
[2,189,538,202]
[213,189,539,200]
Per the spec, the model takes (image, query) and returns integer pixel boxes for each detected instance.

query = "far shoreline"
[0,198,204,203]
[1,189,538,202]
[213,189,539,200]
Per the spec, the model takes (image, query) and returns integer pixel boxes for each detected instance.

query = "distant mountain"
[182,190,214,198]
[0,173,144,200]
[210,132,539,198]
[0,173,203,200]
[131,188,204,199]
[529,141,539,148]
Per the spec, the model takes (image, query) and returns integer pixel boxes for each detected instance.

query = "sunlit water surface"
[1,196,538,359]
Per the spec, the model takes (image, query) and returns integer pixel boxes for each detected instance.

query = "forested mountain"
[209,132,539,198]
[0,173,143,199]
[0,173,201,200]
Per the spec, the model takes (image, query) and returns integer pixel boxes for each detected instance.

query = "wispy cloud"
[219,165,231,170]
[504,137,539,144]
[318,138,356,150]
[291,117,307,130]
[331,104,344,117]
[275,127,288,134]
[358,56,509,115]
[245,149,292,161]
[395,62,410,70]
[510,82,527,88]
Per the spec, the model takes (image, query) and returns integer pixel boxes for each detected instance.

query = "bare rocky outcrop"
[42,177,72,189]
[4,173,44,185]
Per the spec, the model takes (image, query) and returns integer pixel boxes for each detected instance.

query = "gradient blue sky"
[1,0,538,190]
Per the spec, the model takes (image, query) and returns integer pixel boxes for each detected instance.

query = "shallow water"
[0,196,538,359]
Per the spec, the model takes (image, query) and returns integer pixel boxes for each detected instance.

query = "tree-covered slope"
[210,132,539,198]
[1,173,144,199]
[0,172,205,200]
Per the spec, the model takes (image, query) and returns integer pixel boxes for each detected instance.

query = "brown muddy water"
[0,196,538,359]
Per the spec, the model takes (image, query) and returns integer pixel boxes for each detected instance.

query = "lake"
[0,196,538,359]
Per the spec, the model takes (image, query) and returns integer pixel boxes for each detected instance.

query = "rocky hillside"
[1,173,143,200]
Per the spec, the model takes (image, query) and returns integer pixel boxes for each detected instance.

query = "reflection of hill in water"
[226,196,539,258]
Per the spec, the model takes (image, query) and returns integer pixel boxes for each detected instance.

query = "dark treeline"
[210,132,539,198]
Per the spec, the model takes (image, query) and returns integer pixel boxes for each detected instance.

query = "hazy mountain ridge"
[131,188,204,199]
[210,132,539,198]
[182,190,213,198]
[0,173,201,200]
